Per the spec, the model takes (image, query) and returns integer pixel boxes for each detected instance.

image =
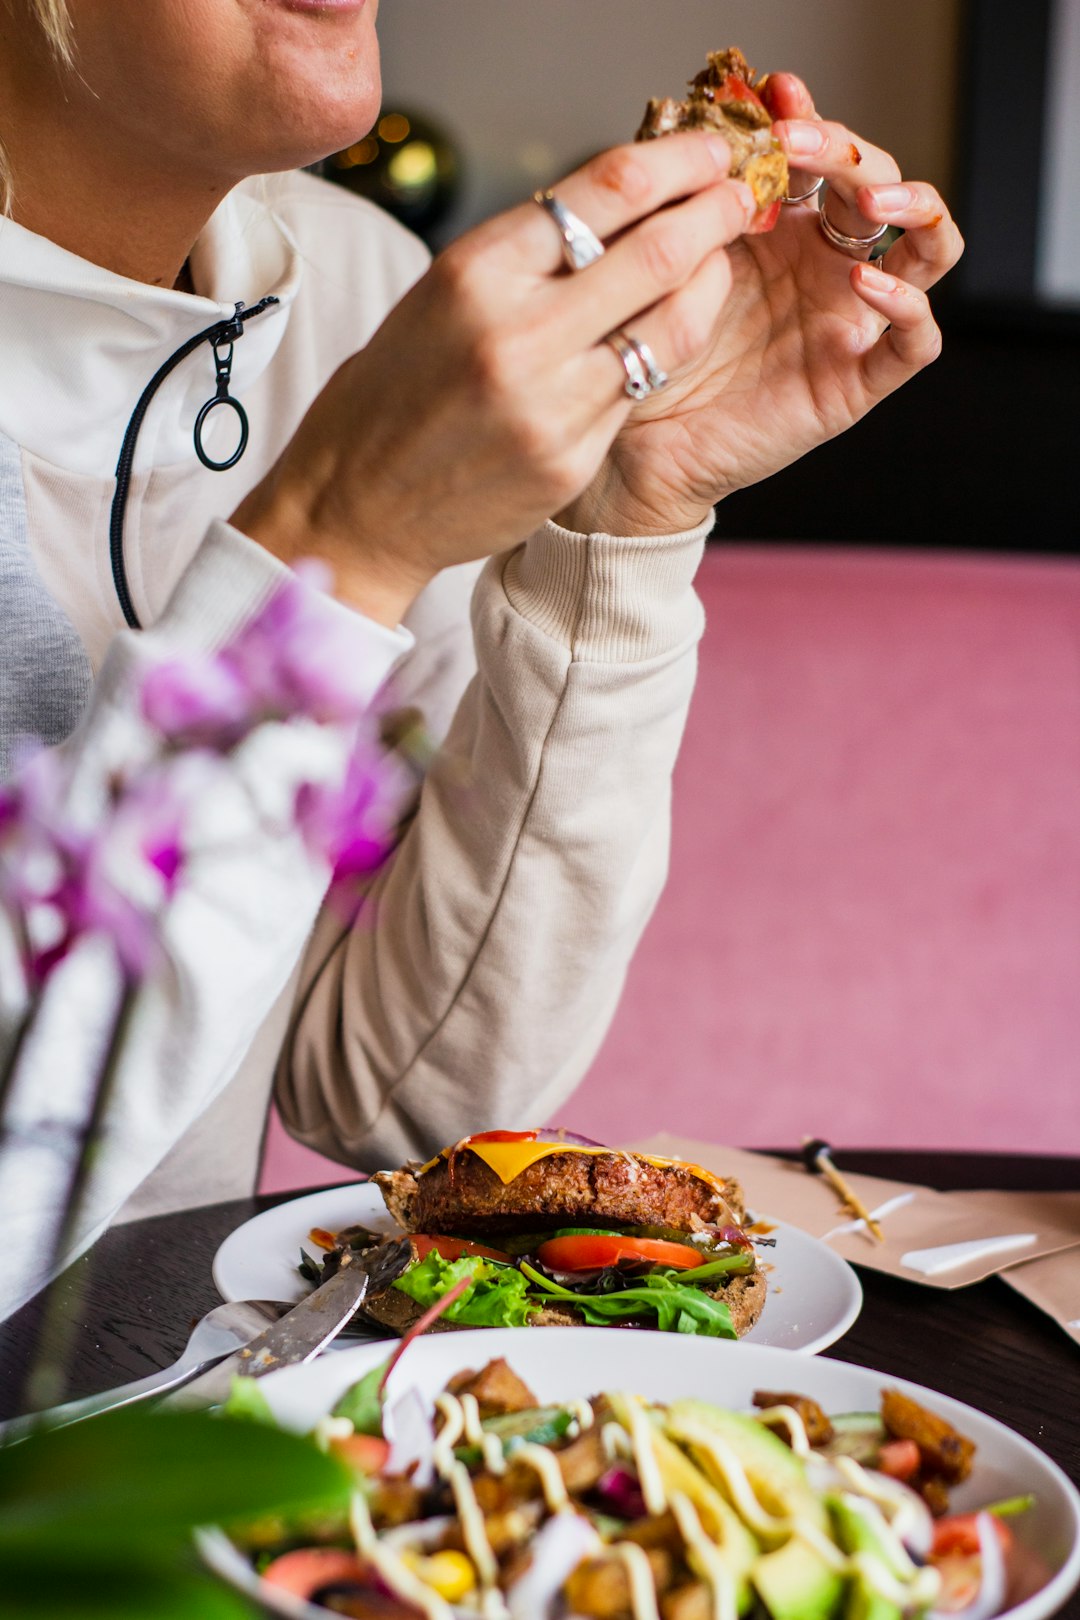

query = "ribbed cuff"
[502,515,712,663]
[156,519,414,692]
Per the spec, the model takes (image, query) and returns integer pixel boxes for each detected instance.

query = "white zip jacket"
[0,172,709,1318]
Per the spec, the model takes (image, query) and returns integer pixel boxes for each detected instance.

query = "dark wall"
[713,309,1080,552]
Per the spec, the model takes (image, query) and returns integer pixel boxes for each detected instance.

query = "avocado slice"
[651,1429,761,1611]
[828,1492,929,1620]
[752,1530,845,1620]
[666,1400,829,1541]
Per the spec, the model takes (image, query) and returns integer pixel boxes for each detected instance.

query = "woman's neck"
[1,36,230,289]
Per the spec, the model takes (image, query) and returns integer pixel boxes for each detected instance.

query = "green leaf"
[221,1377,276,1426]
[519,1261,737,1338]
[331,1359,390,1435]
[0,1407,351,1562]
[393,1253,539,1328]
[0,1563,260,1620]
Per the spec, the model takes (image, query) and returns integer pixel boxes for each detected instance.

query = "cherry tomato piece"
[932,1514,1014,1560]
[876,1438,921,1481]
[262,1548,370,1597]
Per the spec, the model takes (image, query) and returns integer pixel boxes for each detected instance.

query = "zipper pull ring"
[193,314,251,472]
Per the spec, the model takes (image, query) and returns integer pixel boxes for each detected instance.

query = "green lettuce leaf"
[393,1253,539,1327]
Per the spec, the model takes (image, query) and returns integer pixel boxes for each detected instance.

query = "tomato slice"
[718,72,766,110]
[411,1234,513,1264]
[536,1234,704,1272]
[464,1130,538,1145]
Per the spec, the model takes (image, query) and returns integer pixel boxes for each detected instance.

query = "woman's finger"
[760,71,818,122]
[856,181,966,290]
[486,132,735,276]
[759,73,822,202]
[850,261,944,402]
[595,247,738,408]
[773,119,901,239]
[552,178,753,350]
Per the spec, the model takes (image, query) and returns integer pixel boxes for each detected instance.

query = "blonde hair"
[1,0,75,213]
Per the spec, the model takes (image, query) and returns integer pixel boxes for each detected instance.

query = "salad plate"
[212,1182,863,1354]
[200,1328,1080,1620]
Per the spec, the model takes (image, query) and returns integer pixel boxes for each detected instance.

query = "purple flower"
[142,570,382,751]
[141,658,251,750]
[295,741,405,921]
[0,747,188,983]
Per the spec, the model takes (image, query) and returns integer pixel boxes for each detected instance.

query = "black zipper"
[108,295,279,630]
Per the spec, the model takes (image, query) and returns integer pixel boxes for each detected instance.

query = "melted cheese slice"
[420,1136,734,1201]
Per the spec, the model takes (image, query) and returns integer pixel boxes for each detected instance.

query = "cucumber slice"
[820,1412,886,1465]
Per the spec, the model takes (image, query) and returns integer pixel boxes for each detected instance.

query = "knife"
[161,1235,413,1412]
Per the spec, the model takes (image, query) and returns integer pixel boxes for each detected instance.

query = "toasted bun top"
[373,1136,747,1237]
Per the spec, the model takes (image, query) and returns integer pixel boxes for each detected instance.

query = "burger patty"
[373,1151,747,1237]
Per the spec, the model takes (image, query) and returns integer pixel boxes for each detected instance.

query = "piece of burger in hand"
[306,1131,768,1339]
[636,45,789,233]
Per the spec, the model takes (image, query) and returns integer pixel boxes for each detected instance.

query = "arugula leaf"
[519,1262,737,1339]
[331,1359,390,1435]
[393,1253,539,1327]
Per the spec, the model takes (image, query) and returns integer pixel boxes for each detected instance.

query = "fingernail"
[870,183,915,212]
[780,121,826,156]
[859,263,899,294]
[704,134,732,170]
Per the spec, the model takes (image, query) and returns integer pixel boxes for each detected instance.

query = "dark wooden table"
[2,1150,1077,1614]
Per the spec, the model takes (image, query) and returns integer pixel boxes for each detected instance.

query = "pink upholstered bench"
[260,545,1080,1194]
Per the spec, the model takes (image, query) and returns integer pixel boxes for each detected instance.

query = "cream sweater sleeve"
[274,514,710,1165]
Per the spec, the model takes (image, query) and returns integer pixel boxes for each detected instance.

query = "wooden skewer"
[801,1138,885,1242]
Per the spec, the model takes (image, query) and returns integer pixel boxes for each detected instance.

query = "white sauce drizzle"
[510,1443,571,1513]
[457,1392,507,1476]
[568,1398,595,1432]
[602,1421,634,1460]
[348,1487,376,1555]
[433,1393,465,1476]
[668,1420,788,1538]
[622,1399,667,1517]
[312,1413,354,1452]
[669,1491,737,1620]
[350,1489,455,1620]
[611,1540,661,1620]
[448,1460,499,1590]
[832,1456,926,1557]
[752,1405,811,1457]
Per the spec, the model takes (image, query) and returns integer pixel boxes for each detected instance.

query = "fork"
[0,1297,290,1445]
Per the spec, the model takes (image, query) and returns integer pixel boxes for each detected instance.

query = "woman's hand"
[559,73,965,539]
[234,134,755,626]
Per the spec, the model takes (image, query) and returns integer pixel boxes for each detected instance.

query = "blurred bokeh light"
[319,108,461,248]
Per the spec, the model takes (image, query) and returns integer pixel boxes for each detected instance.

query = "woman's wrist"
[555,468,713,540]
[230,485,429,629]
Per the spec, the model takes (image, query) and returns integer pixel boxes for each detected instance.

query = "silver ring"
[604,331,652,401]
[533,188,605,273]
[618,331,668,393]
[817,183,889,257]
[782,173,825,206]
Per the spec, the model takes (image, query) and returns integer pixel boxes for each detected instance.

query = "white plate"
[201,1328,1080,1620]
[213,1183,862,1354]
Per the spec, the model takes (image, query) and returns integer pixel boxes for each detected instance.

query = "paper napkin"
[630,1135,1080,1292]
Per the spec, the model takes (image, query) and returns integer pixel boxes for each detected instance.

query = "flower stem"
[20,976,140,1417]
